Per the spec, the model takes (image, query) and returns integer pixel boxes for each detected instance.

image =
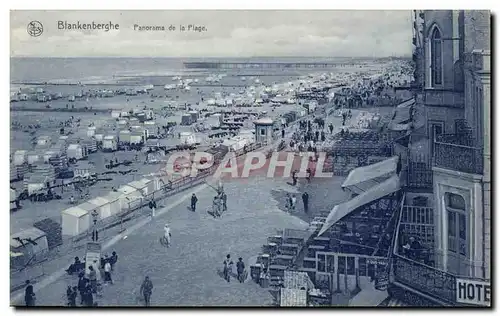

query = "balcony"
[434,134,484,174]
[391,197,490,306]
[424,89,464,108]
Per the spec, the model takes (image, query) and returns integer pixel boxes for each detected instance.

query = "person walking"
[191,193,198,212]
[302,192,309,214]
[236,258,246,283]
[223,254,234,283]
[88,266,97,294]
[77,273,88,304]
[163,223,172,247]
[24,280,36,307]
[148,199,157,217]
[140,276,154,306]
[104,259,113,284]
[290,194,297,211]
[110,251,118,271]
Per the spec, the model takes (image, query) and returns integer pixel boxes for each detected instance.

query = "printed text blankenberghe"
[58,21,119,32]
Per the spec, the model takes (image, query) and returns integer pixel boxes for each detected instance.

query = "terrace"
[391,193,490,306]
[433,133,484,175]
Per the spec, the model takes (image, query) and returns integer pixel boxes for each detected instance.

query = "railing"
[424,89,464,108]
[391,195,489,306]
[434,134,484,174]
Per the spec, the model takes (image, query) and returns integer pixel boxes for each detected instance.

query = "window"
[430,27,443,86]
[445,193,467,257]
[260,128,266,136]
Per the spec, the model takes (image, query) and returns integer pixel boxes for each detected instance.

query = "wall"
[463,11,491,52]
[423,10,455,90]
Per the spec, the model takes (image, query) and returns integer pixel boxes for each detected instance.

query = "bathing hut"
[87,126,97,137]
[74,161,95,178]
[13,150,28,166]
[67,144,87,161]
[102,191,125,216]
[253,117,275,145]
[61,206,90,236]
[27,150,42,165]
[81,137,97,153]
[129,117,140,125]
[116,185,144,211]
[130,130,144,144]
[84,196,116,220]
[16,163,29,181]
[36,136,52,147]
[10,227,49,267]
[128,178,155,196]
[32,163,56,183]
[188,110,199,122]
[117,119,128,130]
[10,164,18,182]
[24,175,50,195]
[119,130,132,144]
[102,135,118,152]
[143,121,156,138]
[94,131,105,143]
[111,110,121,118]
[179,131,197,145]
[120,110,130,118]
[181,114,193,126]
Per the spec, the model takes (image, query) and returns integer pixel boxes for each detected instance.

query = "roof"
[254,117,274,125]
[103,191,123,201]
[87,196,111,207]
[10,227,47,248]
[127,180,148,190]
[27,175,49,183]
[67,144,81,149]
[104,135,116,140]
[61,206,89,218]
[117,185,139,195]
[342,156,399,188]
[319,175,401,236]
[392,98,414,123]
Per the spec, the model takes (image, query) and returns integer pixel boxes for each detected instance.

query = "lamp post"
[91,210,99,242]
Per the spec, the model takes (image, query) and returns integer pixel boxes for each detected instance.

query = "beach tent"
[128,178,155,196]
[319,175,401,236]
[10,227,49,267]
[61,206,90,236]
[102,191,125,216]
[341,156,399,195]
[116,185,144,211]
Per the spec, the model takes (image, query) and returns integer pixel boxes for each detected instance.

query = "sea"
[10,57,359,83]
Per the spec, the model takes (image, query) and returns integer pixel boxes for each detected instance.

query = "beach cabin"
[81,138,97,153]
[119,130,132,144]
[43,150,56,163]
[102,191,125,216]
[36,136,52,147]
[117,119,128,130]
[16,163,29,181]
[102,136,118,152]
[120,110,131,117]
[116,185,144,211]
[24,175,50,195]
[181,114,193,126]
[254,118,275,145]
[61,206,90,236]
[129,117,140,125]
[130,131,144,144]
[85,196,115,220]
[143,121,156,138]
[10,227,49,267]
[179,131,197,145]
[145,110,154,120]
[27,151,42,165]
[111,110,121,118]
[188,110,199,122]
[10,164,18,182]
[32,163,56,183]
[127,178,155,196]
[87,126,97,137]
[67,144,87,161]
[13,150,28,166]
[74,161,95,178]
[94,131,105,143]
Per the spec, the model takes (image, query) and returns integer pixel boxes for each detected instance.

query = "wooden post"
[344,259,348,294]
[335,256,341,293]
[355,257,360,290]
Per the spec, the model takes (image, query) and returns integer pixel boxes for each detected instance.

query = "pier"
[183,62,362,69]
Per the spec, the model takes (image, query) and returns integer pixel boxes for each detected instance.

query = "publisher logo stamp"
[27,21,43,37]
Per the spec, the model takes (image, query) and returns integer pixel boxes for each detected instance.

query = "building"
[253,118,275,145]
[389,10,491,307]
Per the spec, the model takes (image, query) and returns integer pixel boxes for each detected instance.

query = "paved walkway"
[16,176,311,306]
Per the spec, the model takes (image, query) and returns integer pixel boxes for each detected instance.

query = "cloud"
[10,10,412,57]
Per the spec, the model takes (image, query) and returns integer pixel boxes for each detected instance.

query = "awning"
[318,175,401,236]
[341,156,399,195]
[391,98,415,123]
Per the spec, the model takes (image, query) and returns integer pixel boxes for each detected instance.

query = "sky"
[10,10,413,58]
